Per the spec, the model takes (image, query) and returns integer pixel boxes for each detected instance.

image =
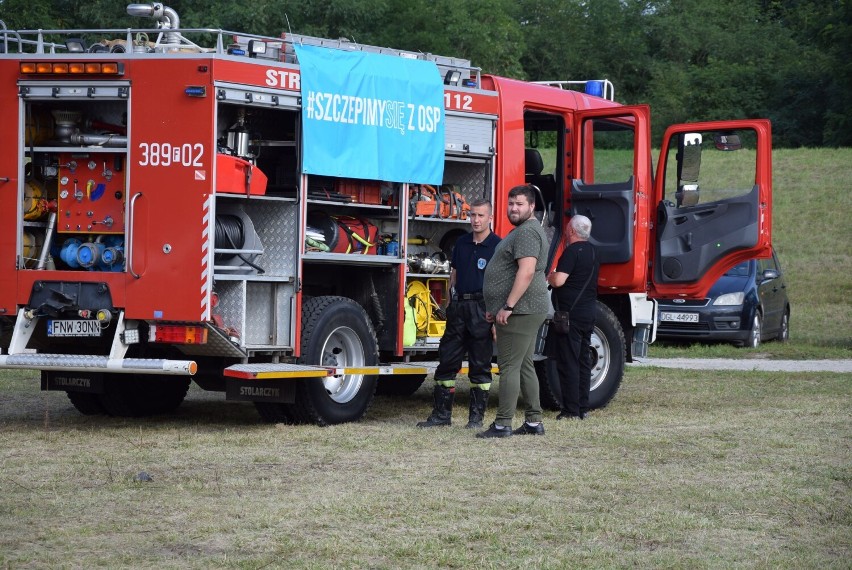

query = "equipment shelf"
[306,199,394,211]
[302,253,404,265]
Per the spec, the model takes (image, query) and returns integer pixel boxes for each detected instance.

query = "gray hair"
[570,215,592,240]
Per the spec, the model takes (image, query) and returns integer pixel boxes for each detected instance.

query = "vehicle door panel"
[571,177,634,264]
[572,105,652,293]
[651,120,772,299]
[0,62,20,316]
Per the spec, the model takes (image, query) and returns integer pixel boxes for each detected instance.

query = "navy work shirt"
[451,231,501,295]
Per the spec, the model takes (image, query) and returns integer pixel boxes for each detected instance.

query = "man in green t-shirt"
[478,184,550,438]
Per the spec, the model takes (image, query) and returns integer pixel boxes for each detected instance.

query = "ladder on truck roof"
[0,13,483,89]
[275,33,481,87]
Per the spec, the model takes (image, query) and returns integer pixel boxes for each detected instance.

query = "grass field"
[1,367,850,568]
[1,148,850,567]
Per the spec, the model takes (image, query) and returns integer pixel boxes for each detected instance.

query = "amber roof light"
[19,61,125,76]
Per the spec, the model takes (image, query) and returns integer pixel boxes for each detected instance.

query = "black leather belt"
[454,293,483,301]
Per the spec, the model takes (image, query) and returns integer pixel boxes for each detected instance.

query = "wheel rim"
[319,326,366,403]
[588,328,611,392]
[749,315,762,348]
[780,312,789,341]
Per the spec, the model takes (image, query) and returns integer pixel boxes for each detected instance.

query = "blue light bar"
[584,81,604,97]
[185,86,206,97]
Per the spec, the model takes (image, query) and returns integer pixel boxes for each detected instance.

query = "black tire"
[776,308,790,342]
[66,391,107,415]
[254,401,296,424]
[535,301,626,411]
[98,375,191,417]
[289,296,378,425]
[144,376,191,414]
[588,302,625,409]
[535,358,561,411]
[741,311,762,348]
[375,374,427,396]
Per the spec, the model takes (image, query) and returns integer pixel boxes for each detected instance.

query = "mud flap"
[225,378,297,403]
[41,371,105,393]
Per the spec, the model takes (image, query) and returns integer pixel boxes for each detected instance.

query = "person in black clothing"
[546,214,599,420]
[417,199,501,429]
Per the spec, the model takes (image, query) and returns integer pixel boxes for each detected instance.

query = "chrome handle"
[127,191,142,279]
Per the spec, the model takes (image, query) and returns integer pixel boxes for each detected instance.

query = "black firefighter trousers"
[434,298,493,386]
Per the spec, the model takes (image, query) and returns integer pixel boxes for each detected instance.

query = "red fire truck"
[0,4,773,424]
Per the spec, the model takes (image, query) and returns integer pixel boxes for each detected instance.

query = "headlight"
[713,292,745,306]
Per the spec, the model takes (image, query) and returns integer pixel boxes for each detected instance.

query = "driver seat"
[525,148,557,223]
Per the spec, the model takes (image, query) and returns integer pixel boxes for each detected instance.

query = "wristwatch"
[502,304,514,312]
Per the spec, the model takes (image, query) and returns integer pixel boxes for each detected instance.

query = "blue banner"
[295,44,445,185]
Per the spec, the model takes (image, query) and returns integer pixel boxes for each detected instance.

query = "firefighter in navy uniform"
[417,199,501,429]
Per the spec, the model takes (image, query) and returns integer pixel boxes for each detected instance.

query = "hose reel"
[214,206,264,274]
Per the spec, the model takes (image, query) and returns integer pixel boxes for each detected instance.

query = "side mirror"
[714,133,742,151]
[676,133,702,206]
[762,268,779,281]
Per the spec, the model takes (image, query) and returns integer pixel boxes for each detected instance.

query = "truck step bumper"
[0,354,197,375]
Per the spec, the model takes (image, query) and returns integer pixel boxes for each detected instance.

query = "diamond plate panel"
[443,160,492,205]
[245,281,294,347]
[215,280,247,343]
[177,324,247,358]
[227,362,325,374]
[244,200,299,278]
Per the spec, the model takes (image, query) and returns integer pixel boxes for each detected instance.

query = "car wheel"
[776,308,790,342]
[745,312,762,348]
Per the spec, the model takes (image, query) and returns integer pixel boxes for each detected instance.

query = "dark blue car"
[656,249,791,348]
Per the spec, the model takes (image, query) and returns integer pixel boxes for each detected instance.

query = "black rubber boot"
[465,387,489,429]
[416,385,454,428]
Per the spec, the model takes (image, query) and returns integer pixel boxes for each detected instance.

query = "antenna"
[284,13,300,45]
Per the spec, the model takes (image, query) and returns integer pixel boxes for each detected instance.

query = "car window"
[724,262,750,277]
[758,252,780,274]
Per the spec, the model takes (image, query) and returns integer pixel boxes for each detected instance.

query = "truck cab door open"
[571,105,652,294]
[651,120,772,298]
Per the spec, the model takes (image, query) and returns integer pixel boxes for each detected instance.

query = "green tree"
[1,0,849,147]
[518,0,652,96]
[370,0,525,78]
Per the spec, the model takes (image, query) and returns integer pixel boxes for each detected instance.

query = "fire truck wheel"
[375,374,427,396]
[535,301,626,411]
[66,391,107,415]
[534,359,561,411]
[98,375,191,417]
[254,402,296,424]
[587,301,625,409]
[290,296,379,425]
